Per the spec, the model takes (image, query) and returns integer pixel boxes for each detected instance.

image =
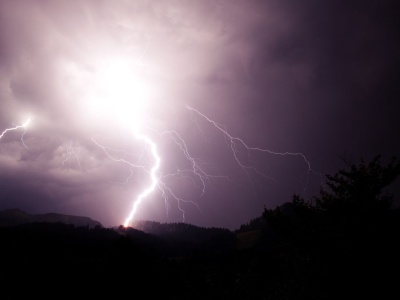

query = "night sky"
[0,0,399,230]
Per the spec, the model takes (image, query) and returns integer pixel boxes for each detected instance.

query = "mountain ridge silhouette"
[0,208,102,228]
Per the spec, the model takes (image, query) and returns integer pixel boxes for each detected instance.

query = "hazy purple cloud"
[1,0,399,229]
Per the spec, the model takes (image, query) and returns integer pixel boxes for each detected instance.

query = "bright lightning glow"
[0,118,31,149]
[68,54,211,226]
[82,57,163,227]
[84,59,151,128]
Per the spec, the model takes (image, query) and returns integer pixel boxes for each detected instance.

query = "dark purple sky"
[1,0,399,230]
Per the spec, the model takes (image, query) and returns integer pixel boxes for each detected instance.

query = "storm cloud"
[1,0,399,229]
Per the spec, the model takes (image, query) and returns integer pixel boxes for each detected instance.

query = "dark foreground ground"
[1,211,399,300]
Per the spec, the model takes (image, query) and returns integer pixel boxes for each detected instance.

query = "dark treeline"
[131,220,236,256]
[1,156,399,299]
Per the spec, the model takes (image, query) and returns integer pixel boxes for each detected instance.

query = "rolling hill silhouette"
[0,208,102,228]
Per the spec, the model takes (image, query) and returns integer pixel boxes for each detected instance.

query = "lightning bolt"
[61,140,82,171]
[123,130,160,226]
[93,127,206,227]
[0,119,31,149]
[186,106,322,194]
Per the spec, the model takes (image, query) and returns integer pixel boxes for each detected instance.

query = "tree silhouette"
[316,155,400,213]
[263,156,400,299]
